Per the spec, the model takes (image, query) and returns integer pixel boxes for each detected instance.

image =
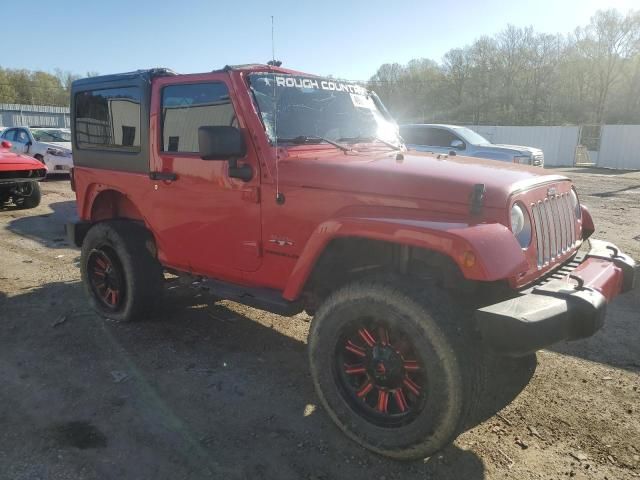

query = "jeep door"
[148,74,262,277]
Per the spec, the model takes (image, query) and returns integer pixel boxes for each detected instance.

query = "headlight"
[569,188,581,219]
[510,202,532,247]
[46,147,68,156]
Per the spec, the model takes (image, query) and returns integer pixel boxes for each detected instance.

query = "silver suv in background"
[400,124,544,167]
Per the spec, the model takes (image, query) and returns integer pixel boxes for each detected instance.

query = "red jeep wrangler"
[0,140,46,209]
[67,65,636,459]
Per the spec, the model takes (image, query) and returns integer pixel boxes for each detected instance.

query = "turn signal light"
[462,251,476,268]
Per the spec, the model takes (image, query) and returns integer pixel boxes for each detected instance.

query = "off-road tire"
[16,181,41,209]
[308,276,486,460]
[80,220,164,321]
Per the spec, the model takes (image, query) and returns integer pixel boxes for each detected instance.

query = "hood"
[40,141,72,151]
[278,149,565,209]
[0,149,46,170]
[490,144,543,155]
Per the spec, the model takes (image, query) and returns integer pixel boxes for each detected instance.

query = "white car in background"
[0,126,73,174]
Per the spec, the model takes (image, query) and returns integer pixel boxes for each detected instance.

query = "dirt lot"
[1,168,639,480]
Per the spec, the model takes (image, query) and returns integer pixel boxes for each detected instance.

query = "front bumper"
[0,170,47,184]
[44,153,73,173]
[476,239,636,356]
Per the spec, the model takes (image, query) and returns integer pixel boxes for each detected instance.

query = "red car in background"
[0,140,47,209]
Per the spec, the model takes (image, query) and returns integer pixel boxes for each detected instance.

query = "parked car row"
[0,126,73,174]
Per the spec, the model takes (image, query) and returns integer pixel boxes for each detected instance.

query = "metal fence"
[468,124,640,170]
[0,103,70,129]
[598,125,640,170]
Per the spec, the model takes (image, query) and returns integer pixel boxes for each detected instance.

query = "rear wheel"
[80,221,164,321]
[309,277,483,459]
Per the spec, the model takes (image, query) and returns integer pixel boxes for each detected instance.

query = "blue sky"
[4,0,637,81]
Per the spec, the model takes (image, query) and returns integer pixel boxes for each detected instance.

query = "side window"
[405,127,438,146]
[15,129,30,144]
[2,129,16,141]
[429,129,460,148]
[74,86,142,151]
[161,82,237,153]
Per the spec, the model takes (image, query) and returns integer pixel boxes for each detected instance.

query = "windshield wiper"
[277,135,351,153]
[337,135,402,151]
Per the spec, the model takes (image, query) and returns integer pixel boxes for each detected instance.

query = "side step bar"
[199,278,303,317]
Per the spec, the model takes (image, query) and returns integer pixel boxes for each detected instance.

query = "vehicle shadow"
[4,200,76,249]
[466,352,537,429]
[42,174,72,182]
[550,286,640,372]
[0,280,487,480]
[591,184,640,198]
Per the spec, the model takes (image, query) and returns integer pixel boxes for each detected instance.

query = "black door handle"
[149,171,177,181]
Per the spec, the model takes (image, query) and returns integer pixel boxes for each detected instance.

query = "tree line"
[368,9,640,126]
[0,69,98,107]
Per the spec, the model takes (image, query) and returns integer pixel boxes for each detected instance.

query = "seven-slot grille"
[530,192,578,267]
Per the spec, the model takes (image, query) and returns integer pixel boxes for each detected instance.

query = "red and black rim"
[334,319,427,428]
[87,247,125,312]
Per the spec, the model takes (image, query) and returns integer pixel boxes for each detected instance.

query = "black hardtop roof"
[71,64,319,91]
[71,68,177,89]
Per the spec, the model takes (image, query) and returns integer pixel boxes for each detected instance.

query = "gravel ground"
[0,168,638,480]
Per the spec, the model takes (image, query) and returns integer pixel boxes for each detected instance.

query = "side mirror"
[450,139,464,150]
[198,126,246,160]
[198,126,252,181]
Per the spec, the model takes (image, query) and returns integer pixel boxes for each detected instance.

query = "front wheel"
[15,181,41,209]
[308,277,481,460]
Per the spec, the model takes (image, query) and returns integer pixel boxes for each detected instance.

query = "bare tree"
[367,8,640,126]
[574,9,640,124]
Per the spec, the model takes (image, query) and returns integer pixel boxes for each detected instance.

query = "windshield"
[31,129,71,143]
[249,73,400,146]
[453,127,491,146]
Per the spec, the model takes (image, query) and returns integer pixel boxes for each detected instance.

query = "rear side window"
[161,82,237,153]
[74,87,142,151]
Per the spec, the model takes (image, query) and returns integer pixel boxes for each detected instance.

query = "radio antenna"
[270,16,284,204]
